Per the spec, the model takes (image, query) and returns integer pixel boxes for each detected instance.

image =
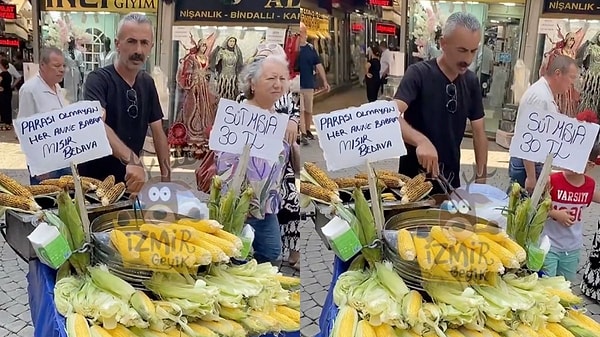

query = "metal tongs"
[430,164,471,212]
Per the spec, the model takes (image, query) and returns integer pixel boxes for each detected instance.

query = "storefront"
[374,21,399,48]
[1,2,34,62]
[301,8,337,89]
[532,2,600,118]
[36,0,161,103]
[350,11,368,82]
[406,0,526,135]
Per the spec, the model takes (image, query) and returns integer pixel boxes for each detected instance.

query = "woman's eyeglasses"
[446,83,457,114]
[126,88,138,119]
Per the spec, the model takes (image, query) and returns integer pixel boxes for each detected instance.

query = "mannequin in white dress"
[63,37,84,103]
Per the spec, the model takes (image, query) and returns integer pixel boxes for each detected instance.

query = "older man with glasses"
[393,12,489,194]
[79,13,170,194]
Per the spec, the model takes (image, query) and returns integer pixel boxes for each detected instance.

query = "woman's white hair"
[239,54,289,99]
[442,12,481,38]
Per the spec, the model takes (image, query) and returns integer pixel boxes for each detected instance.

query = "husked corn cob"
[378,174,404,188]
[0,172,32,197]
[429,226,457,247]
[162,223,240,257]
[413,236,434,270]
[459,328,486,337]
[397,228,416,261]
[401,290,422,326]
[276,306,300,322]
[485,317,510,332]
[187,323,219,337]
[400,173,426,195]
[0,193,41,212]
[177,218,223,234]
[304,162,338,190]
[219,306,248,320]
[500,237,527,263]
[567,309,600,331]
[445,329,466,337]
[473,223,509,241]
[300,182,340,203]
[195,320,235,336]
[477,235,520,269]
[165,329,191,337]
[128,327,170,337]
[129,290,156,321]
[373,323,396,337]
[271,310,300,331]
[101,182,126,206]
[516,324,541,337]
[538,327,557,337]
[544,288,583,306]
[40,178,68,188]
[140,223,177,244]
[331,306,358,337]
[89,325,114,337]
[110,229,141,261]
[355,320,377,337]
[96,175,115,198]
[105,324,138,337]
[275,275,301,288]
[333,177,369,188]
[546,323,576,337]
[213,229,243,250]
[66,312,91,337]
[401,181,433,203]
[482,329,502,337]
[26,184,62,196]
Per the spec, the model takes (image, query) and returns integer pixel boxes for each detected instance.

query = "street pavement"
[299,87,600,337]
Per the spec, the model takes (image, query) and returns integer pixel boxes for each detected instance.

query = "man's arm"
[313,50,329,91]
[150,120,171,181]
[17,88,35,119]
[468,74,488,181]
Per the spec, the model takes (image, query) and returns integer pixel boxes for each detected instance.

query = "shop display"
[210,37,244,101]
[98,36,116,68]
[300,9,332,88]
[578,32,600,113]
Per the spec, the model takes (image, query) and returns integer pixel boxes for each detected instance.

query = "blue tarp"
[315,256,352,337]
[26,259,299,337]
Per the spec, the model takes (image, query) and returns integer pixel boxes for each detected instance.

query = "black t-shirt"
[0,71,11,97]
[394,59,484,189]
[78,65,163,182]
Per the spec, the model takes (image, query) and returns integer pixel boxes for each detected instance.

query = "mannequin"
[63,37,84,103]
[98,36,116,68]
[209,36,243,100]
[511,59,530,104]
[578,31,600,115]
[169,33,218,158]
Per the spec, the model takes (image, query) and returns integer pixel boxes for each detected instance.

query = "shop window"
[301,8,334,90]
[83,28,106,73]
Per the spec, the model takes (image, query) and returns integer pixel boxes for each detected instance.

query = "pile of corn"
[330,259,599,337]
[299,162,431,204]
[208,176,253,236]
[109,218,244,270]
[396,223,527,279]
[506,182,552,253]
[0,172,41,212]
[57,262,301,337]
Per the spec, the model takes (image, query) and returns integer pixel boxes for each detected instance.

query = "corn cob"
[66,312,91,337]
[467,245,500,273]
[101,182,126,206]
[81,177,102,189]
[333,177,369,188]
[105,324,138,337]
[218,189,236,231]
[477,235,520,269]
[96,175,115,198]
[528,197,551,244]
[213,229,243,250]
[459,328,486,337]
[136,231,198,268]
[373,323,396,337]
[429,238,454,271]
[537,327,557,337]
[129,290,156,321]
[275,275,301,288]
[485,317,510,332]
[271,311,300,332]
[429,226,457,247]
[356,320,377,337]
[400,173,426,195]
[546,323,576,337]
[304,162,338,190]
[397,228,416,261]
[26,184,62,196]
[397,330,420,337]
[300,182,340,203]
[381,192,397,201]
[448,227,481,250]
[128,327,170,337]
[57,191,89,276]
[352,187,380,266]
[195,320,234,336]
[331,306,358,337]
[401,181,433,203]
[230,187,253,235]
[0,172,32,197]
[162,223,240,257]
[401,290,422,327]
[413,236,434,270]
[567,309,600,331]
[176,218,223,234]
[140,223,177,245]
[40,178,70,189]
[472,223,509,242]
[165,329,191,337]
[445,329,466,337]
[544,288,583,306]
[219,306,248,320]
[378,174,404,188]
[59,175,95,191]
[90,325,114,337]
[377,170,411,181]
[110,229,141,261]
[208,175,222,220]
[224,319,247,337]
[276,305,300,322]
[516,324,542,337]
[500,237,527,263]
[248,311,280,331]
[0,193,41,212]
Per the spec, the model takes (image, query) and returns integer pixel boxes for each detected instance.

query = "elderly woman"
[215,54,296,264]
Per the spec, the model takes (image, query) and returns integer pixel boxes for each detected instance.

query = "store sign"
[0,4,17,20]
[542,0,600,14]
[175,0,300,24]
[376,23,397,35]
[369,0,393,6]
[42,0,158,13]
[0,38,19,47]
[351,23,364,32]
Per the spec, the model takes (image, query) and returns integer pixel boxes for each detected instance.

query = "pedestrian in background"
[365,46,381,102]
[0,59,12,131]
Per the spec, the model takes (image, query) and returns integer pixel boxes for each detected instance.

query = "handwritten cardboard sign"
[313,100,406,171]
[509,108,600,174]
[15,101,112,176]
[209,99,288,163]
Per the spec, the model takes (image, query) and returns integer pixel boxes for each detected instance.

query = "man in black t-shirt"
[79,13,170,193]
[394,12,489,193]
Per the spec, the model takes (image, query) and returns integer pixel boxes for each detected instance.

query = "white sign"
[509,108,600,174]
[313,101,406,172]
[172,26,193,42]
[538,19,564,35]
[389,51,405,77]
[15,101,112,176]
[265,28,287,45]
[209,99,288,163]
